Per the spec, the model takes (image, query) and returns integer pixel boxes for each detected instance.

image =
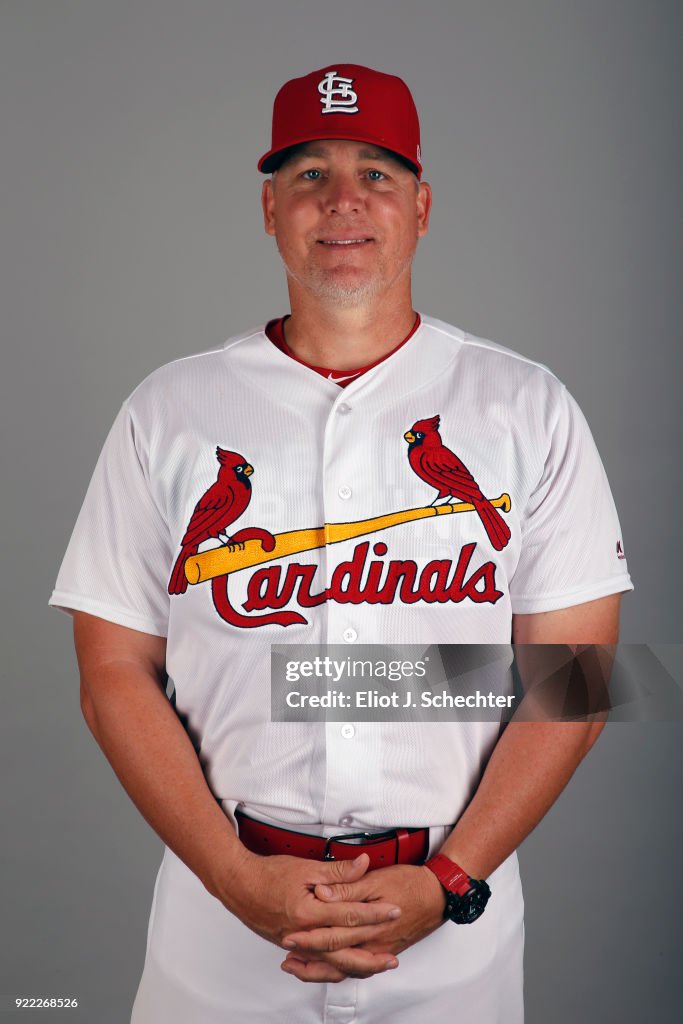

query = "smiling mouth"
[318,238,373,246]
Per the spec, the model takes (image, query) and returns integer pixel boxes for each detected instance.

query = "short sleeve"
[510,384,633,613]
[49,400,172,636]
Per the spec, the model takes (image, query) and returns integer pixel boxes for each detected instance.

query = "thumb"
[320,852,370,892]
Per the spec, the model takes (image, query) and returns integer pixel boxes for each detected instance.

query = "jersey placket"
[319,388,379,831]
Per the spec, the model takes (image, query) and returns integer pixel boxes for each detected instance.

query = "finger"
[314,879,371,902]
[281,957,348,984]
[285,947,399,980]
[309,899,401,928]
[283,923,397,953]
[317,852,370,888]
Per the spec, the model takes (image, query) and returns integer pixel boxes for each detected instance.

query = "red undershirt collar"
[265,313,421,387]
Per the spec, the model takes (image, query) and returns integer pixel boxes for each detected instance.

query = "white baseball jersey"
[50,313,632,1022]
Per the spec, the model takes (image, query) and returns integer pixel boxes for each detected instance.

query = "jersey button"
[338,484,352,500]
[341,724,355,739]
[343,627,357,643]
[337,402,351,415]
[339,815,353,827]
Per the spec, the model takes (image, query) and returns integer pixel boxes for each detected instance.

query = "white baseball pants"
[131,839,524,1023]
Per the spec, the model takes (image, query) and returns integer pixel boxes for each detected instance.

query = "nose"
[323,172,364,215]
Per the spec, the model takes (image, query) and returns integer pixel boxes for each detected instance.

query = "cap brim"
[258,131,421,177]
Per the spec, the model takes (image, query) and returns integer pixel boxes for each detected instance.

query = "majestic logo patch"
[318,71,359,115]
[169,417,512,629]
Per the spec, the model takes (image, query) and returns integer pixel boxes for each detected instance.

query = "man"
[50,64,632,1022]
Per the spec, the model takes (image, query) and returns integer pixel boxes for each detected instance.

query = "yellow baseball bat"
[184,494,512,585]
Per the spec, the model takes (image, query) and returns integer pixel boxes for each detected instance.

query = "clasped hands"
[227,850,446,984]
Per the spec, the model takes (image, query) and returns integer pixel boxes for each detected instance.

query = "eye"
[235,465,244,473]
[416,432,424,439]
[367,169,386,181]
[302,168,323,181]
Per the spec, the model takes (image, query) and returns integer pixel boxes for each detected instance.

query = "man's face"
[262,139,431,308]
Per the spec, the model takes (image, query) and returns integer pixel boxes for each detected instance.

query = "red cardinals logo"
[168,448,274,595]
[404,415,511,551]
[170,431,512,628]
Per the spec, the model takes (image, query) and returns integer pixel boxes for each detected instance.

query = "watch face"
[446,881,491,924]
[462,890,488,922]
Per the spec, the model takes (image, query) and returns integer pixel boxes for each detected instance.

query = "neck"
[283,283,418,371]
[423,431,441,448]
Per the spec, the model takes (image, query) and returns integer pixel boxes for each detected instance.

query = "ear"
[262,179,276,236]
[416,181,432,237]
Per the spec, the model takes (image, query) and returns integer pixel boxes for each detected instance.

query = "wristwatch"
[424,853,491,924]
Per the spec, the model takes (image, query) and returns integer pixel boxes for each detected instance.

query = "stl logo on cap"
[318,70,359,115]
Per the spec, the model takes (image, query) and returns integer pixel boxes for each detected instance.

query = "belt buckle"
[323,828,399,861]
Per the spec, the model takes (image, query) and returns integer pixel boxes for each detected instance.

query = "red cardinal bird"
[168,448,254,595]
[404,415,511,551]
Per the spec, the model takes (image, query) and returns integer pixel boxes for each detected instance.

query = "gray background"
[2,0,681,1020]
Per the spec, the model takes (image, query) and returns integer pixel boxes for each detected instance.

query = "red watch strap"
[425,853,473,895]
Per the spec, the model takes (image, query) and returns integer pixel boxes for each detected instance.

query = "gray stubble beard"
[277,239,418,310]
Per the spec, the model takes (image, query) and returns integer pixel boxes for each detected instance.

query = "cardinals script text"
[210,539,503,629]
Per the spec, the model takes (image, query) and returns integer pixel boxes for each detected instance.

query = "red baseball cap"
[258,64,422,178]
